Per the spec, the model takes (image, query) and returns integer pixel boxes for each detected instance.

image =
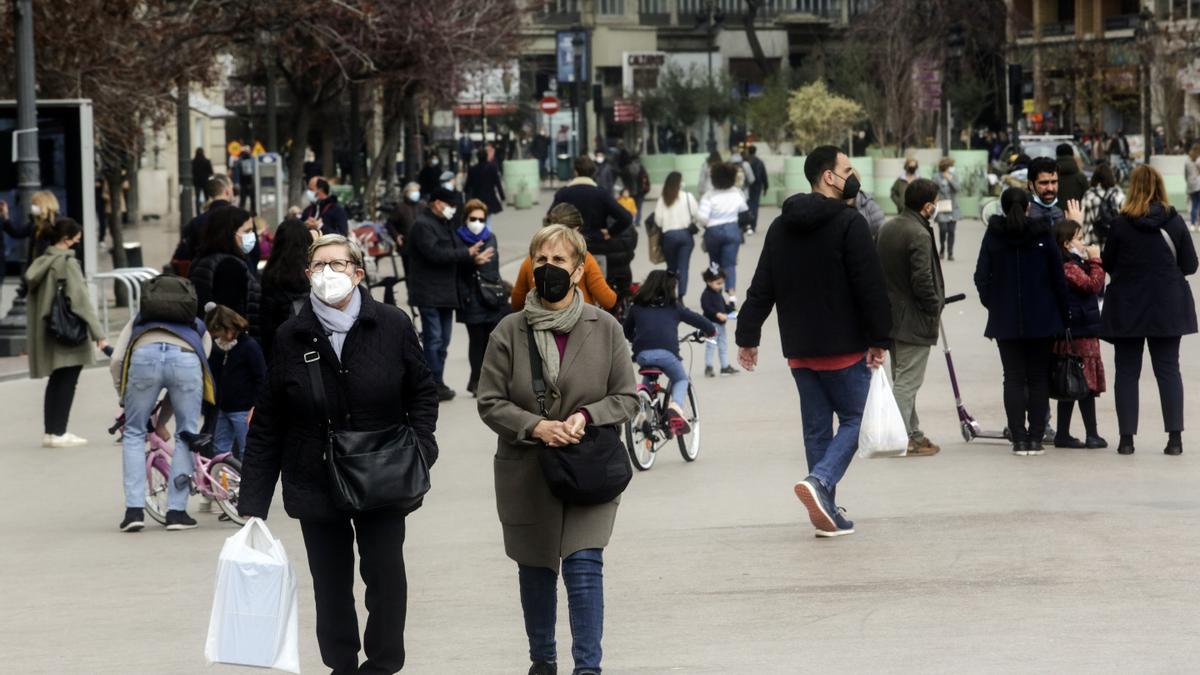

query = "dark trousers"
[300,512,408,675]
[1057,395,1099,439]
[238,182,255,213]
[938,220,957,258]
[661,229,695,300]
[465,321,498,389]
[1112,336,1184,435]
[747,187,763,230]
[519,549,605,673]
[44,365,82,435]
[996,338,1053,443]
[417,306,455,386]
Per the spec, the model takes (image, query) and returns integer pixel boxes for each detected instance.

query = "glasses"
[467,217,486,224]
[308,259,355,273]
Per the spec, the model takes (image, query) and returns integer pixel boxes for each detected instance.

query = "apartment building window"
[599,0,626,15]
[541,0,580,13]
[639,0,669,14]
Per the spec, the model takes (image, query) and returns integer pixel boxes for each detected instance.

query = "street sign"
[540,96,560,115]
[1022,98,1035,114]
[612,98,641,123]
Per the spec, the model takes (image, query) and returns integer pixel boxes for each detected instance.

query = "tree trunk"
[402,91,422,184]
[287,104,313,208]
[364,112,403,218]
[742,0,771,78]
[124,150,140,227]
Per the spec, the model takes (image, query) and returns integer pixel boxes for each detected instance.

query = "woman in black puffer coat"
[974,187,1070,456]
[1101,165,1199,456]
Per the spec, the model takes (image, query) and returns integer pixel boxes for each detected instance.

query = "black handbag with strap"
[304,346,431,513]
[47,279,89,346]
[1049,330,1089,402]
[526,322,632,506]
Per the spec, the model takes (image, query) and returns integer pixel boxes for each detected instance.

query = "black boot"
[1117,434,1135,455]
[528,662,557,675]
[1165,431,1183,456]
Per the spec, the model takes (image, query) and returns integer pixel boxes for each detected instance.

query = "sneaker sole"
[165,523,198,531]
[120,522,144,533]
[793,481,837,533]
[814,527,855,538]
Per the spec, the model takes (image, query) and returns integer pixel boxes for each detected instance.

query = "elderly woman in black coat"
[1101,165,1198,456]
[239,234,439,675]
[974,187,1070,456]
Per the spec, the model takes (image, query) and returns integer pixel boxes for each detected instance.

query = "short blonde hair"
[308,233,365,268]
[464,198,488,217]
[938,157,955,172]
[529,224,587,267]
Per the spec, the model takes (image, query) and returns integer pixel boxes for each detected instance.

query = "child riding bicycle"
[622,270,715,435]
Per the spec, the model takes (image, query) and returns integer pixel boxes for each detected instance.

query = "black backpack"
[140,275,198,324]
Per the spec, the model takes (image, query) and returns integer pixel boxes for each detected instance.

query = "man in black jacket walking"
[550,156,632,274]
[464,148,505,223]
[746,144,769,232]
[301,176,349,237]
[407,186,494,401]
[736,145,892,538]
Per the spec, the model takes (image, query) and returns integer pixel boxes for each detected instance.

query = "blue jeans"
[790,359,871,491]
[703,222,740,290]
[661,229,695,299]
[1190,192,1200,225]
[121,344,203,511]
[417,306,455,385]
[748,188,762,229]
[213,410,250,460]
[705,323,729,369]
[636,349,689,409]
[519,549,604,673]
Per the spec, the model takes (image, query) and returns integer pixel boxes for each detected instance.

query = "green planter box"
[502,159,540,206]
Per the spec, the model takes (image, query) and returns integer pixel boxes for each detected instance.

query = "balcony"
[1041,21,1075,37]
[1104,14,1138,31]
[638,0,671,24]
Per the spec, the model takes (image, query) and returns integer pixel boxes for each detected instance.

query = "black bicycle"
[624,331,705,471]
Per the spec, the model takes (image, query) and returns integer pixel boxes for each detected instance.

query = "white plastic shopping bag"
[204,518,300,673]
[857,367,910,458]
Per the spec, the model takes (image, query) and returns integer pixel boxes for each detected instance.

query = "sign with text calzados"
[623,52,667,93]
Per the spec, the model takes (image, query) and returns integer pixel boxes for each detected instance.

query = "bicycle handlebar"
[680,330,712,344]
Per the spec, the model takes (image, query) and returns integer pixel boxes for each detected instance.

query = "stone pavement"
[2,195,1200,673]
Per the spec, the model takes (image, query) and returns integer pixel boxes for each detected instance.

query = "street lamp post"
[573,31,588,157]
[1137,6,1154,163]
[0,0,41,344]
[177,79,194,225]
[704,1,721,154]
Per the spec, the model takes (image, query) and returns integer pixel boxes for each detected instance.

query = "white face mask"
[443,181,455,191]
[595,156,605,164]
[311,268,356,305]
[466,219,486,235]
[305,189,318,204]
[406,191,420,203]
[30,204,42,217]
[927,202,939,219]
[441,205,457,221]
[240,232,257,254]
[215,336,238,351]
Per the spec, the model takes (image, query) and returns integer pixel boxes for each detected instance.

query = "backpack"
[139,275,199,324]
[1094,188,1120,238]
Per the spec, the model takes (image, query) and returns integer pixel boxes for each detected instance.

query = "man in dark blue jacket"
[301,176,349,237]
[736,145,892,539]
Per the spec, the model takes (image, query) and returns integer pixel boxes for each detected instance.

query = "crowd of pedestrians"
[7,134,1200,675]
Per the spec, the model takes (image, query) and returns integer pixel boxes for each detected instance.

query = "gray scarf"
[523,289,583,385]
[310,287,362,360]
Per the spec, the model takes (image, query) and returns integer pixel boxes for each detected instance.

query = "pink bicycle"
[108,408,246,526]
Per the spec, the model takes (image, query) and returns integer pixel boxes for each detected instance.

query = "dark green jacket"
[876,209,945,345]
[890,177,909,213]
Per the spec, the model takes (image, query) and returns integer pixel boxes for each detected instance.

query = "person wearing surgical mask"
[477,224,638,675]
[875,178,947,458]
[455,199,506,396]
[300,176,349,237]
[385,181,425,261]
[407,186,493,401]
[238,233,440,675]
[189,205,262,337]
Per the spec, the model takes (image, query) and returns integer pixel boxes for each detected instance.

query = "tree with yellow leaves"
[787,81,865,153]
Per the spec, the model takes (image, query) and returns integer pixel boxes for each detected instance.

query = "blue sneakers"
[815,508,855,538]
[794,476,838,534]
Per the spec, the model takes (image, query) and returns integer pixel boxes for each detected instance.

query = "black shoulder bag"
[47,279,89,346]
[526,324,632,506]
[1049,329,1089,402]
[304,347,431,513]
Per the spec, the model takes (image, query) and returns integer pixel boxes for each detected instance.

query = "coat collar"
[518,303,602,390]
[293,285,378,340]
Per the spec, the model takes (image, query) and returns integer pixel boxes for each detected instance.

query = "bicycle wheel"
[144,461,170,525]
[677,384,700,462]
[208,457,246,526]
[624,393,657,471]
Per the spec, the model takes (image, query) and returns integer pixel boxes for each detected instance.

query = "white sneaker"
[59,432,88,447]
[46,434,86,448]
[41,434,53,448]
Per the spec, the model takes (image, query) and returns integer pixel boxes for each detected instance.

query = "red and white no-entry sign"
[539,96,560,115]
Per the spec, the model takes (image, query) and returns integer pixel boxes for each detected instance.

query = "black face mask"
[838,172,861,201]
[533,263,574,303]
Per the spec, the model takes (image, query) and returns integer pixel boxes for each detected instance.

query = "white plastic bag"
[204,518,300,673]
[858,367,910,458]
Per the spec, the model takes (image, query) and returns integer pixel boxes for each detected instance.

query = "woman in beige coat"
[477,224,637,675]
[25,217,107,447]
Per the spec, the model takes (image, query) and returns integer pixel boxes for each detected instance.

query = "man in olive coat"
[876,178,945,456]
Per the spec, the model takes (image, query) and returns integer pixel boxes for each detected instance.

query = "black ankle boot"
[1165,432,1183,456]
[1117,435,1135,455]
[528,662,557,675]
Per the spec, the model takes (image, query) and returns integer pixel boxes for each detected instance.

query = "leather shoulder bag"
[526,322,632,506]
[304,346,431,513]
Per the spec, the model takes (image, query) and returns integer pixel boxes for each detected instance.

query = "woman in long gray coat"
[933,156,962,261]
[477,224,637,675]
[25,217,107,447]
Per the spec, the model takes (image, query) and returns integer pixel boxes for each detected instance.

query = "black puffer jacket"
[238,287,439,522]
[191,253,261,337]
[736,192,892,357]
[407,208,474,308]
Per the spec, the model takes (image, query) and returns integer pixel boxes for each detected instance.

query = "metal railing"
[92,267,159,336]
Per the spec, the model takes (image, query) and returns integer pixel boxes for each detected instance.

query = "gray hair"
[307,233,365,268]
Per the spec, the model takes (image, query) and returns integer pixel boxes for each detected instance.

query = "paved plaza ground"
[2,193,1200,673]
